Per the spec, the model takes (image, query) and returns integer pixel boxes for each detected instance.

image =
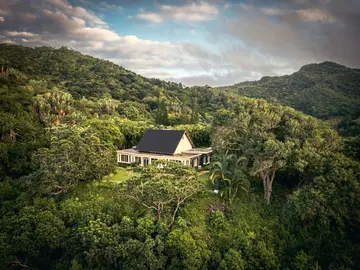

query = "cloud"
[136,1,219,24]
[0,0,359,87]
[77,0,123,13]
[7,31,38,37]
[45,0,107,26]
[262,5,336,23]
[136,10,164,24]
[224,3,231,9]
[296,8,336,23]
[97,2,123,12]
[226,0,360,70]
[262,8,289,16]
[0,0,228,85]
[262,7,335,23]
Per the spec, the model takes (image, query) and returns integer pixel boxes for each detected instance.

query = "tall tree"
[191,96,199,124]
[155,99,169,125]
[126,161,203,227]
[212,98,341,203]
[31,125,115,195]
[249,137,294,203]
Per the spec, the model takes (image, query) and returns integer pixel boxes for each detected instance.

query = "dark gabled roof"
[136,129,193,155]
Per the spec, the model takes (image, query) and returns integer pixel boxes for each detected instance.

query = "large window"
[121,155,129,163]
[143,158,149,167]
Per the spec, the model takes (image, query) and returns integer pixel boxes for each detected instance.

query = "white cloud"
[190,29,197,35]
[0,0,229,85]
[1,0,359,86]
[98,2,123,12]
[7,31,38,37]
[262,8,288,16]
[262,7,335,23]
[78,0,123,13]
[136,10,163,24]
[296,8,336,23]
[46,0,107,26]
[136,1,219,24]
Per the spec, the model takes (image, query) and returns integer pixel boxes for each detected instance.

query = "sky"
[0,0,359,86]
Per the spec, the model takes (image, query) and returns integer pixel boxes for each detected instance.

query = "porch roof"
[183,147,212,154]
[117,148,201,160]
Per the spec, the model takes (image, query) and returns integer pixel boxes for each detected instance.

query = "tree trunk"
[263,170,275,204]
[265,181,272,204]
[169,200,181,228]
[157,203,162,221]
[263,178,268,201]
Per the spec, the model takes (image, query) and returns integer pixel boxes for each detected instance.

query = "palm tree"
[210,151,249,205]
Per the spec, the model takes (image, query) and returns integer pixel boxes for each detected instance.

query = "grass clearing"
[75,167,138,197]
[102,167,138,184]
[199,171,213,190]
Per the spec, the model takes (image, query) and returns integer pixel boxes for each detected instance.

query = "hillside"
[217,61,360,134]
[1,43,359,160]
[2,44,359,128]
[0,43,184,100]
[0,44,228,125]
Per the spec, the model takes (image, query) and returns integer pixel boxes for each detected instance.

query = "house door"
[143,157,149,167]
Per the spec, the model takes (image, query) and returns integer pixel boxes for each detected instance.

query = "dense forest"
[0,44,360,269]
[217,62,360,160]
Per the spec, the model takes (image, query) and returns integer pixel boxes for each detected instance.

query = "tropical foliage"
[0,44,360,269]
[210,151,249,205]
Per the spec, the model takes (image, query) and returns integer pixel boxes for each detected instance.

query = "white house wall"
[174,134,193,154]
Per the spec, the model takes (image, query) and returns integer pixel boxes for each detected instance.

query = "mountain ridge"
[217,61,360,126]
[1,43,359,132]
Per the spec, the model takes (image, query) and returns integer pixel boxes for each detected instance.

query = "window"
[121,155,129,163]
[143,157,149,167]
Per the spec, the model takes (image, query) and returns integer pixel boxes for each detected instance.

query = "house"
[117,129,212,168]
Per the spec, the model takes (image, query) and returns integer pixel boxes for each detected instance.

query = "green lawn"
[76,167,137,198]
[93,167,212,191]
[199,172,213,190]
[102,167,138,184]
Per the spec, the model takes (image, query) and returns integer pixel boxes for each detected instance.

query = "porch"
[117,147,212,168]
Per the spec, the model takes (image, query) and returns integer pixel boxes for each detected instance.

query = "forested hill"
[2,43,359,128]
[217,61,360,133]
[0,43,184,101]
[0,43,224,125]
